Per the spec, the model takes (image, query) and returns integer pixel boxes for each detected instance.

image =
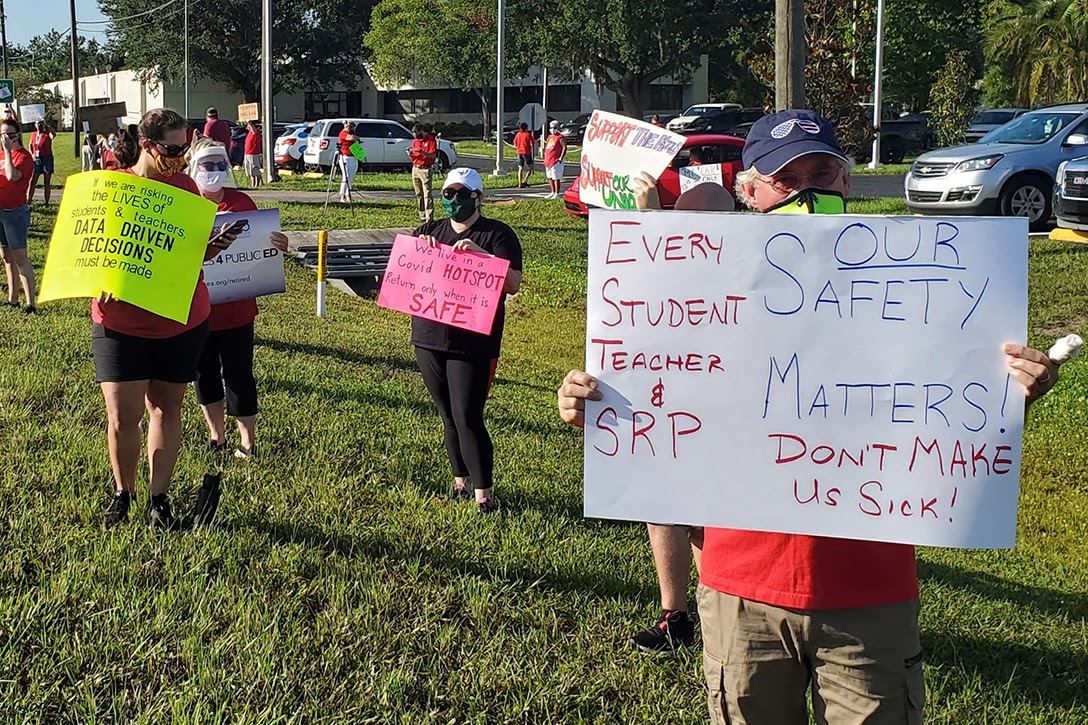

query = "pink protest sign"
[378,234,510,334]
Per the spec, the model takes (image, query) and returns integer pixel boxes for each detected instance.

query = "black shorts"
[517,154,534,169]
[92,321,210,383]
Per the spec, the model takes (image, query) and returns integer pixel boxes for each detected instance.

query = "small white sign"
[578,110,685,210]
[202,208,286,304]
[583,209,1029,549]
[679,163,724,194]
[19,104,46,124]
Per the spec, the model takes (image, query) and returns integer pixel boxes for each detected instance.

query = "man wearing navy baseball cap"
[558,109,1062,724]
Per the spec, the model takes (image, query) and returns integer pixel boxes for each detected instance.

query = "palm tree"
[986,0,1088,106]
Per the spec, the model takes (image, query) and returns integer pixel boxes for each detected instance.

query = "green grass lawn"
[262,169,551,193]
[1,198,1086,722]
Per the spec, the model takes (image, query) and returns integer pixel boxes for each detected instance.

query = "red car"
[562,134,745,217]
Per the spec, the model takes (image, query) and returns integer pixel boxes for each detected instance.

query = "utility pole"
[184,0,189,117]
[70,0,80,158]
[1,0,9,79]
[493,0,505,177]
[261,0,274,183]
[774,0,805,110]
[868,0,886,169]
[540,66,548,157]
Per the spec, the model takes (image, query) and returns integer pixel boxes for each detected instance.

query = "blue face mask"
[766,189,847,214]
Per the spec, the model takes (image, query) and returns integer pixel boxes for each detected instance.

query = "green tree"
[930,49,979,146]
[524,0,731,119]
[706,0,774,107]
[884,0,982,111]
[98,0,373,103]
[10,32,118,85]
[985,0,1088,106]
[365,0,525,139]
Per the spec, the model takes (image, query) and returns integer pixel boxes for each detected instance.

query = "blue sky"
[6,0,108,46]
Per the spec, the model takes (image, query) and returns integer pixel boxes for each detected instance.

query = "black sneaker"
[104,490,133,526]
[634,610,695,655]
[192,473,222,529]
[146,493,178,531]
[451,478,473,502]
[22,305,36,315]
[477,496,500,514]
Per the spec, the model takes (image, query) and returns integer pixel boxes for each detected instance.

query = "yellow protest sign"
[38,171,218,323]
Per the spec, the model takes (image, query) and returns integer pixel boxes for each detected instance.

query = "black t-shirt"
[410,216,524,359]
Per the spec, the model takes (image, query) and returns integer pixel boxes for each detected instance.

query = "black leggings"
[415,347,494,489]
[195,323,258,416]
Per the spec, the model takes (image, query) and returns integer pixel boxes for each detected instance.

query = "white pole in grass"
[493,0,505,177]
[868,0,886,170]
[317,229,328,318]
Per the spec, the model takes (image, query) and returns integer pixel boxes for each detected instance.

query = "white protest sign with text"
[19,104,46,124]
[583,210,1028,549]
[202,209,286,304]
[679,163,724,194]
[578,110,685,210]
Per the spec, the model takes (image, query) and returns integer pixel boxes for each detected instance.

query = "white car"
[302,119,458,173]
[666,103,742,132]
[273,123,312,171]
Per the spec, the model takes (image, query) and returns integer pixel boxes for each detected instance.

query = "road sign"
[518,102,545,129]
[0,80,14,103]
[238,103,259,122]
[78,102,128,134]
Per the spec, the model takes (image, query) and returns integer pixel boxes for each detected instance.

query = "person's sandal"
[477,497,500,514]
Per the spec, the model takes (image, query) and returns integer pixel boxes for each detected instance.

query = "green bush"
[930,50,979,147]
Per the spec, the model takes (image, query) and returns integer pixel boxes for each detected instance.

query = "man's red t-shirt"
[410,134,437,167]
[0,148,34,208]
[513,130,534,156]
[30,131,53,157]
[244,130,262,155]
[203,118,232,147]
[543,133,565,168]
[700,528,918,610]
[91,170,211,338]
[208,189,260,331]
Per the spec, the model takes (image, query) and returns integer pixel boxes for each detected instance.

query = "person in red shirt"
[512,122,535,188]
[187,135,288,464]
[100,133,121,171]
[557,111,1062,724]
[0,118,37,312]
[407,124,437,222]
[336,121,360,203]
[650,114,665,127]
[97,109,240,530]
[542,120,567,199]
[202,107,232,148]
[243,121,263,188]
[26,120,56,204]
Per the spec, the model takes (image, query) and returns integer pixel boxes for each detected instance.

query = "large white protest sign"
[583,210,1028,549]
[18,104,46,124]
[202,209,285,304]
[578,110,686,211]
[678,163,724,194]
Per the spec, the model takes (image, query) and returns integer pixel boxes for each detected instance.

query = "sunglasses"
[152,140,191,158]
[763,164,842,194]
[3,132,19,139]
[442,187,475,200]
[197,160,230,172]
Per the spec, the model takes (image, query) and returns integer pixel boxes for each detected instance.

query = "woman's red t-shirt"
[244,131,262,156]
[207,189,260,331]
[90,170,211,339]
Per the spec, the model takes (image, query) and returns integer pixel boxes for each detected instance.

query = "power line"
[78,4,185,34]
[78,0,183,25]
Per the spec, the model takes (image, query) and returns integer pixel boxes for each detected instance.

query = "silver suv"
[1055,151,1088,230]
[905,104,1088,231]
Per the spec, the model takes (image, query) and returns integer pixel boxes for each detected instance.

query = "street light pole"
[493,0,505,177]
[868,0,886,169]
[261,0,274,183]
[1,0,9,79]
[70,0,80,158]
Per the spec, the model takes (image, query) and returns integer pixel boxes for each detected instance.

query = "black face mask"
[766,188,847,215]
[414,133,423,139]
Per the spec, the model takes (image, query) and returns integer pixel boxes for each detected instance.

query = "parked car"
[666,103,742,132]
[876,111,935,163]
[563,133,744,217]
[274,123,313,171]
[494,117,557,145]
[1054,147,1088,229]
[676,107,766,136]
[905,104,1088,231]
[303,118,458,173]
[965,108,1030,143]
[558,113,593,145]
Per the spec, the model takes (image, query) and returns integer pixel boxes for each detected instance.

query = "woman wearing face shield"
[97,109,240,530]
[413,168,523,513]
[187,135,288,461]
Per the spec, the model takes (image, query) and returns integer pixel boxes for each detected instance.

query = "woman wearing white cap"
[413,167,523,513]
[188,136,289,462]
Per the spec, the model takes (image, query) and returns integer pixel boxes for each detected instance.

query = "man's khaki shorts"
[698,586,925,725]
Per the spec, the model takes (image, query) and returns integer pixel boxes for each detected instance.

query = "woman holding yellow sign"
[97,108,238,530]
